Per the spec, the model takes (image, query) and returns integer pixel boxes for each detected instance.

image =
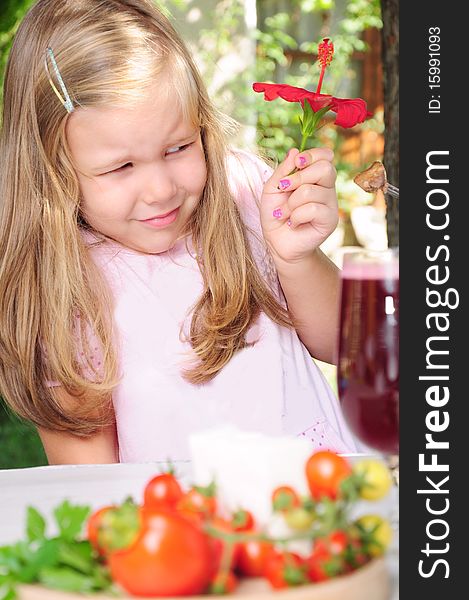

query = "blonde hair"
[0,0,292,436]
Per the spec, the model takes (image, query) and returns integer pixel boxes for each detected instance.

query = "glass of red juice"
[337,248,399,462]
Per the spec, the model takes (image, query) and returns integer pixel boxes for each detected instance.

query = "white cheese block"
[188,426,313,526]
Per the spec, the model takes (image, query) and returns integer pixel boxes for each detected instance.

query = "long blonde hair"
[0,0,292,436]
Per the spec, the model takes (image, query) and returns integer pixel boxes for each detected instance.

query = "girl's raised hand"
[260,147,338,266]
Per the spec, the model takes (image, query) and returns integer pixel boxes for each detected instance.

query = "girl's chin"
[126,234,182,255]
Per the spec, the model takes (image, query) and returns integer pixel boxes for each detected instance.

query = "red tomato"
[236,540,276,577]
[305,451,352,500]
[314,530,348,556]
[86,505,115,557]
[209,570,238,594]
[264,551,308,589]
[271,486,301,512]
[307,554,334,582]
[177,507,206,528]
[176,485,217,519]
[231,509,255,532]
[143,472,184,510]
[108,510,213,596]
[93,501,143,555]
[345,536,369,571]
[307,531,348,582]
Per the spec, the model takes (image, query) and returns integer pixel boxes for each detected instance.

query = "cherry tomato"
[353,459,392,501]
[307,547,346,582]
[143,472,184,510]
[176,484,217,519]
[236,540,276,577]
[307,554,338,582]
[284,507,315,531]
[354,514,393,557]
[307,530,349,582]
[92,500,142,555]
[344,535,369,570]
[86,505,115,557]
[209,570,238,594]
[231,509,255,532]
[314,530,349,556]
[108,509,213,596]
[271,486,301,512]
[264,551,308,589]
[177,507,206,528]
[305,451,352,500]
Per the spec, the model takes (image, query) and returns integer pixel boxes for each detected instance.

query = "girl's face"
[66,85,207,254]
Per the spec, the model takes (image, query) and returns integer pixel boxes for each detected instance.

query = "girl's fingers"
[270,202,291,224]
[270,200,337,231]
[287,182,337,210]
[294,147,334,170]
[288,202,338,230]
[272,159,337,194]
[263,149,299,194]
[263,147,335,194]
[298,159,337,189]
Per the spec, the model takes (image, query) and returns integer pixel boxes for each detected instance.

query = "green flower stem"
[299,131,309,153]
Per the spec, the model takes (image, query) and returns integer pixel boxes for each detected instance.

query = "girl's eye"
[102,162,132,175]
[112,162,133,173]
[165,143,192,156]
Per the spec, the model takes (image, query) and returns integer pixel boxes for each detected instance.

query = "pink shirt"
[76,149,362,461]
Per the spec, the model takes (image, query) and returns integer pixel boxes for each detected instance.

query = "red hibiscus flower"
[253,38,372,150]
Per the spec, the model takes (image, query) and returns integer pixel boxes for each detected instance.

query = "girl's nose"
[140,164,177,204]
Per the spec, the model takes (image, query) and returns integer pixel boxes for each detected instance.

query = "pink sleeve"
[226,148,273,228]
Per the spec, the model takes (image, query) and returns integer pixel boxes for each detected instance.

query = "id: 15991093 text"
[428,27,441,114]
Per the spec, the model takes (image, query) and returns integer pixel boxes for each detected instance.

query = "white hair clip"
[44,47,74,113]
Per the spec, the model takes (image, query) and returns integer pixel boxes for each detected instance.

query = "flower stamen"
[316,38,334,94]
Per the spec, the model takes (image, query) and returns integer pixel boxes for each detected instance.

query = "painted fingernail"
[287,219,292,227]
[273,208,283,219]
[278,179,291,190]
[298,155,307,168]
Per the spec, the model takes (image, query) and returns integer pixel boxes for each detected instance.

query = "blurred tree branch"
[380,0,399,247]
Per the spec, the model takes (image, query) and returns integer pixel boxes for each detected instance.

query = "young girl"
[0,0,362,464]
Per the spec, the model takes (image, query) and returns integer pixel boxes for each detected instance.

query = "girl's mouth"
[139,207,180,229]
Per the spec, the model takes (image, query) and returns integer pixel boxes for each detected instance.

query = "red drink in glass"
[337,251,399,454]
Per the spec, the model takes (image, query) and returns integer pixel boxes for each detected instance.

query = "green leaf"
[0,501,113,596]
[15,539,60,583]
[10,542,32,564]
[38,567,96,594]
[193,480,217,497]
[302,104,332,137]
[0,580,17,600]
[53,501,91,543]
[300,100,316,133]
[0,546,22,574]
[89,564,114,590]
[26,507,46,542]
[284,563,308,586]
[57,541,94,575]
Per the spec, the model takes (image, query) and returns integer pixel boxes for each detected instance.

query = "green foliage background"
[0,0,381,468]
